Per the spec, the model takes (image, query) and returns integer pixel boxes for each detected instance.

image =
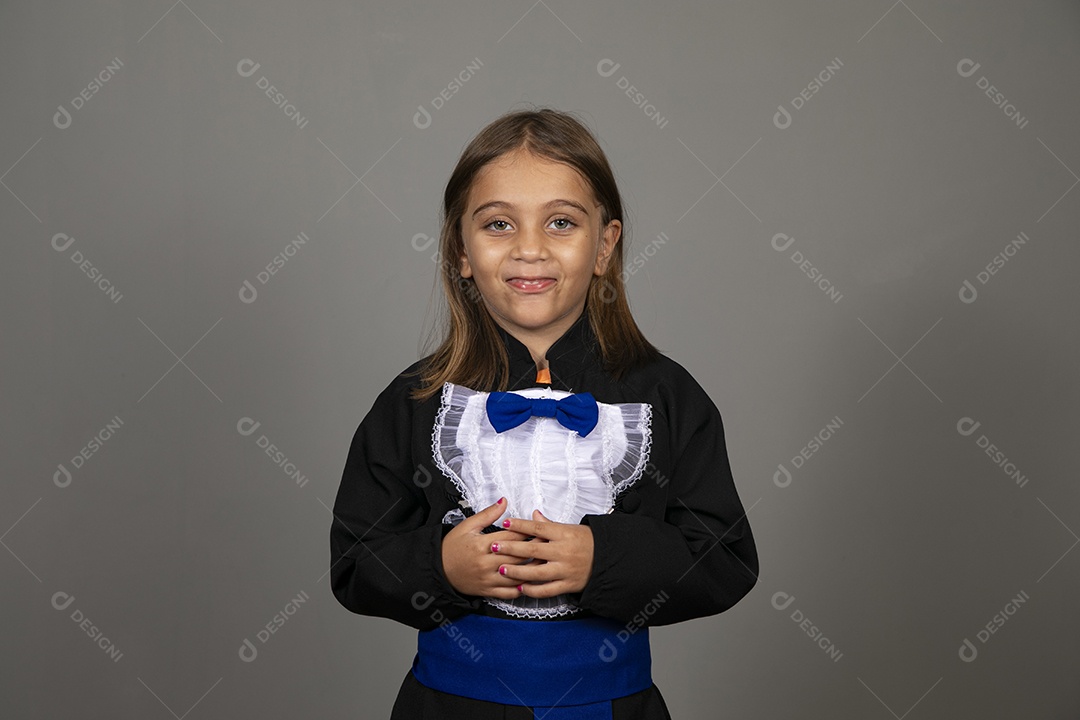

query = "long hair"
[408,107,661,401]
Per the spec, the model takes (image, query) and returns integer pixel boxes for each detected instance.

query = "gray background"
[2,1,1078,717]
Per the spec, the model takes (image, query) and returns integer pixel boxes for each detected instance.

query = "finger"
[490,561,537,587]
[485,583,528,601]
[491,539,548,560]
[459,497,506,533]
[519,579,572,598]
[488,529,533,543]
[495,562,524,582]
[497,558,555,583]
[501,516,553,539]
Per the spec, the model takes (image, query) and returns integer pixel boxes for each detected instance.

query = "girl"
[330,108,759,719]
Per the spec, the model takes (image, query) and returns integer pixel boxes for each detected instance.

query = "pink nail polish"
[502,519,511,528]
[497,497,504,505]
[517,584,524,593]
[499,566,506,575]
[491,542,499,553]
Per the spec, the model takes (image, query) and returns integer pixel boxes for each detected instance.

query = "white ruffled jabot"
[431,381,653,619]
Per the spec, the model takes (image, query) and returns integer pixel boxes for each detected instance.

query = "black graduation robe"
[330,309,759,718]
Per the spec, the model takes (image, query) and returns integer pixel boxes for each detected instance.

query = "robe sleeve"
[329,374,483,631]
[573,364,759,626]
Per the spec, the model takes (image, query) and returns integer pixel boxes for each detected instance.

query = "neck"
[496,306,585,372]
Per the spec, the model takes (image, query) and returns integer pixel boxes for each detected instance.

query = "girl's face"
[460,148,620,351]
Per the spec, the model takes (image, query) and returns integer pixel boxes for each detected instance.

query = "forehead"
[467,150,595,207]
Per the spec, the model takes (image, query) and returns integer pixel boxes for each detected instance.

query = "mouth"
[506,277,556,293]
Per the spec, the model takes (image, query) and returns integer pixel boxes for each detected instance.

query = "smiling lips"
[507,277,556,293]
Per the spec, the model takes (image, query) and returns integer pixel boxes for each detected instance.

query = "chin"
[501,307,563,328]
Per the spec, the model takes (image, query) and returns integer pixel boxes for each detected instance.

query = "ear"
[594,219,621,276]
[460,250,473,279]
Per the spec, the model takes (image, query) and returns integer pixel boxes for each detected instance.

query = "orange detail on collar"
[535,367,551,384]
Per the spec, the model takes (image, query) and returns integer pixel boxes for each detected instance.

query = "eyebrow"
[471,199,591,219]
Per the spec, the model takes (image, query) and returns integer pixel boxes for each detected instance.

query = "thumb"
[463,496,506,531]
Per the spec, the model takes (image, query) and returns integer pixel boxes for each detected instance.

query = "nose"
[512,220,547,259]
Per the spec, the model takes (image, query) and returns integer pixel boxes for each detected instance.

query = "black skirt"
[389,668,674,720]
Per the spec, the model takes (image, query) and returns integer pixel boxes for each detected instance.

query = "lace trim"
[430,381,473,509]
[484,594,585,619]
[430,381,652,620]
[431,382,653,518]
[441,508,466,526]
[612,401,653,497]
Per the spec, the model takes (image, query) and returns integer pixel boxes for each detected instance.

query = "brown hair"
[408,107,660,401]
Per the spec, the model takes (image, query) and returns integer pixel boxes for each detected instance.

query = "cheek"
[472,257,510,291]
[564,245,600,278]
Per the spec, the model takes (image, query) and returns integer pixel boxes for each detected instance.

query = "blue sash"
[411,613,652,719]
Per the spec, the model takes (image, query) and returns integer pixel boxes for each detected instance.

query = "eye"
[550,217,577,231]
[484,219,511,232]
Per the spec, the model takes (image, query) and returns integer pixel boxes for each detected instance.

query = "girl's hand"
[494,509,594,597]
[441,498,537,600]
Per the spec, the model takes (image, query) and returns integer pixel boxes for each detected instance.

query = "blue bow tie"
[486,391,599,437]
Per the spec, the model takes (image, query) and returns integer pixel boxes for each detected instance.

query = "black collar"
[495,310,600,391]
